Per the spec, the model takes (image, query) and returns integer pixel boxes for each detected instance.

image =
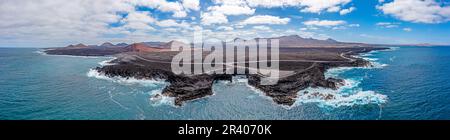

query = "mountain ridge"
[45,34,378,56]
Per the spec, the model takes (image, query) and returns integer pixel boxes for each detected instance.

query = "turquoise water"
[0,47,449,120]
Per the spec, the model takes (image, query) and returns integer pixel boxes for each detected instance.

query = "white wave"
[362,57,378,61]
[34,50,47,55]
[296,88,388,108]
[387,47,400,51]
[217,80,232,85]
[297,50,390,108]
[325,67,354,79]
[149,89,175,107]
[353,52,388,69]
[215,76,248,85]
[87,69,174,107]
[98,57,117,66]
[87,69,167,87]
[296,77,387,108]
[370,62,389,69]
[234,76,248,83]
[359,53,373,57]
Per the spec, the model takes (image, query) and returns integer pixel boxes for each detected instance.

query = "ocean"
[0,47,449,120]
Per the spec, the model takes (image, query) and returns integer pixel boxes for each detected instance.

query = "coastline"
[295,48,394,108]
[35,40,392,108]
[79,47,390,107]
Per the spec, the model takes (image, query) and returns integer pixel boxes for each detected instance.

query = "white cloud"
[156,19,190,28]
[119,11,157,31]
[403,28,413,32]
[340,7,356,15]
[0,0,203,47]
[0,0,136,46]
[130,0,199,18]
[253,25,271,30]
[330,23,359,30]
[376,22,400,28]
[246,0,301,8]
[377,0,450,23]
[300,26,319,31]
[207,4,255,16]
[217,26,234,31]
[201,0,255,26]
[327,6,341,13]
[303,20,347,27]
[121,11,156,24]
[212,0,249,5]
[201,12,228,25]
[164,28,178,32]
[240,15,290,25]
[234,25,245,29]
[299,0,352,13]
[182,0,200,11]
[332,26,347,30]
[151,0,187,18]
[122,22,155,31]
[245,0,353,14]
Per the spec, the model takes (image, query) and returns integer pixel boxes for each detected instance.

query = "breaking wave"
[34,50,47,55]
[87,69,167,87]
[296,78,388,108]
[148,88,175,107]
[356,51,389,69]
[98,57,117,66]
[387,47,400,51]
[296,49,392,108]
[87,69,174,106]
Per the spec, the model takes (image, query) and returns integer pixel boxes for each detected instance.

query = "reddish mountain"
[142,40,189,49]
[66,43,88,48]
[124,43,168,53]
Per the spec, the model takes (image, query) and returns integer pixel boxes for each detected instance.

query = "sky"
[1,0,450,48]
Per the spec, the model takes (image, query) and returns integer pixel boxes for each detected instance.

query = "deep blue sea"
[0,47,449,120]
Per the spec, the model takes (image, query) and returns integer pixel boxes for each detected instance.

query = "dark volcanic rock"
[95,60,233,106]
[47,35,389,106]
[160,73,233,106]
[44,48,127,56]
[247,63,343,106]
[91,47,387,106]
[163,74,215,106]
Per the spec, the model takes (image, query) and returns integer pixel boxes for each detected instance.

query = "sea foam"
[98,57,117,66]
[34,50,47,55]
[148,89,175,107]
[295,49,392,108]
[296,79,388,108]
[87,69,174,106]
[87,69,167,87]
